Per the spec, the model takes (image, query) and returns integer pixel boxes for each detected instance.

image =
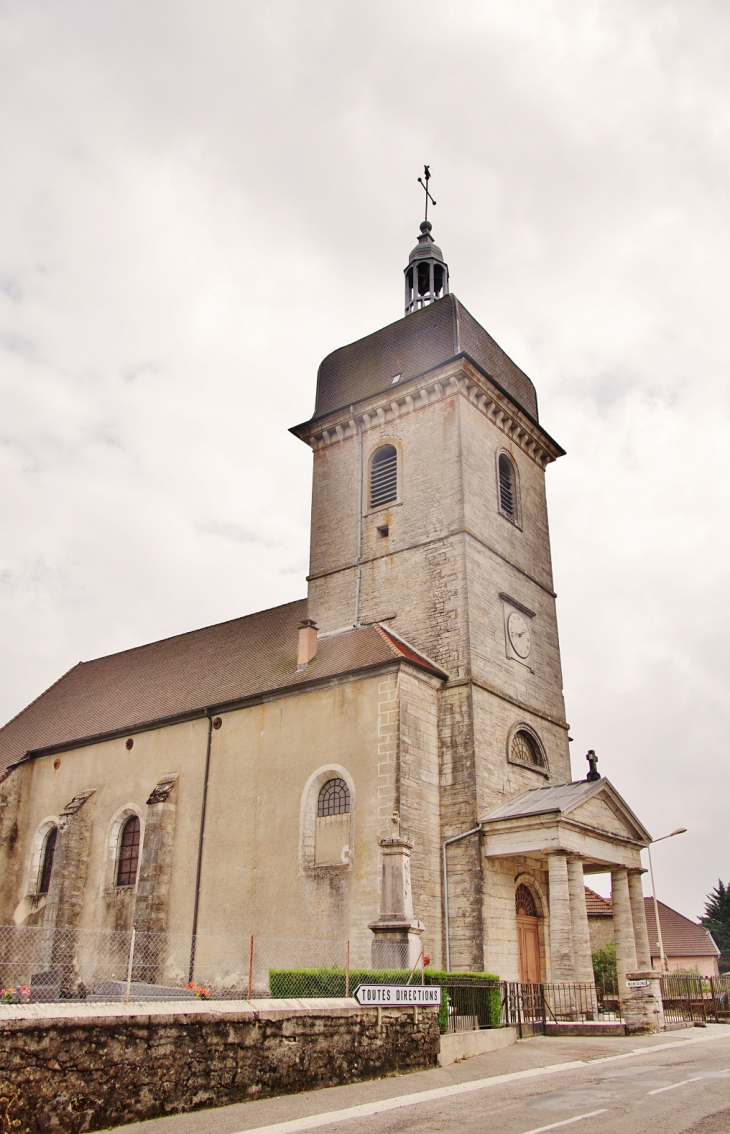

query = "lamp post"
[646,827,687,974]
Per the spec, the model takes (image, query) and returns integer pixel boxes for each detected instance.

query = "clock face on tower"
[507,612,531,659]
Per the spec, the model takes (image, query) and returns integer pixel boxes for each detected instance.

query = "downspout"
[188,713,214,982]
[442,822,482,972]
[352,406,363,628]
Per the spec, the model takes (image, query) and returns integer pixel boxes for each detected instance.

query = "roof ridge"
[78,598,308,667]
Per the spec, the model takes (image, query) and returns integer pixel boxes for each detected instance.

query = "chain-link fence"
[0,924,434,1004]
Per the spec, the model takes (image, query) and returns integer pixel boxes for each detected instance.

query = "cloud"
[0,0,728,919]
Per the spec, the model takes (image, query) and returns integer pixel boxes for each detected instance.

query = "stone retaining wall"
[0,998,440,1134]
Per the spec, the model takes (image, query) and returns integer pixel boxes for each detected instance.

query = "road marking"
[648,1075,702,1093]
[518,1111,609,1134]
[229,1030,730,1134]
[648,1068,729,1095]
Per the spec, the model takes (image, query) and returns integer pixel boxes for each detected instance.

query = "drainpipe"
[352,406,363,628]
[188,713,214,982]
[442,822,483,972]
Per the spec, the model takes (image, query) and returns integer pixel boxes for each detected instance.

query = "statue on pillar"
[368,811,424,970]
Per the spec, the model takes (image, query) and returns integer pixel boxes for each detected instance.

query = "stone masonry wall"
[0,1003,440,1134]
[0,767,29,924]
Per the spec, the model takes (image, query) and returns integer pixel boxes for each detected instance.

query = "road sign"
[353,984,441,1006]
[626,979,650,988]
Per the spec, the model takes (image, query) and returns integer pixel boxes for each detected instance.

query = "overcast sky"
[1,1,728,923]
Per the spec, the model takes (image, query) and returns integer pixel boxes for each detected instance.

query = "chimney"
[297,620,318,668]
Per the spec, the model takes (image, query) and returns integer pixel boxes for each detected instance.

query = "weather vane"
[417,165,436,222]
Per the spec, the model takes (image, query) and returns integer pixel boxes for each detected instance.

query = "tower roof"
[309,293,540,422]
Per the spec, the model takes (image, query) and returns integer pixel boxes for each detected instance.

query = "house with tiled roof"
[0,213,661,997]
[585,887,720,978]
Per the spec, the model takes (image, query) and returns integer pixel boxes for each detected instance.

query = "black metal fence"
[502,982,546,1036]
[661,973,730,1024]
[429,978,502,1033]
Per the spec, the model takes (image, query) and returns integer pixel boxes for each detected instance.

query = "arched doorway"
[516,883,541,983]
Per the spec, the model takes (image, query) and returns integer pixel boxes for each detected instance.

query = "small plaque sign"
[626,979,650,988]
[354,984,441,1006]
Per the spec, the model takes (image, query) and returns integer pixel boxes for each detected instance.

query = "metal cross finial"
[586,750,600,782]
[417,165,436,222]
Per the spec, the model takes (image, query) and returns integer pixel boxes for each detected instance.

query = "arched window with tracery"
[116,815,141,887]
[515,883,538,918]
[318,777,351,817]
[497,453,519,521]
[38,826,57,894]
[510,728,547,770]
[370,445,398,509]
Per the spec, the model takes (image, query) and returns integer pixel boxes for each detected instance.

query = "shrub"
[268,967,501,1031]
[592,942,617,984]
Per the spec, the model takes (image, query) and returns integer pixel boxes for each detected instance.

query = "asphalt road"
[117,1025,730,1134]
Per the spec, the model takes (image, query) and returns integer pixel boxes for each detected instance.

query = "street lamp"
[646,827,687,973]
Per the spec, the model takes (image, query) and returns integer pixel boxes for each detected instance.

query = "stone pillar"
[369,813,424,970]
[611,868,637,1002]
[623,969,665,1034]
[566,858,594,984]
[547,851,575,982]
[133,774,179,984]
[628,869,652,971]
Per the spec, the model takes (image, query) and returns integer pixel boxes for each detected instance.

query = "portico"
[480,777,653,999]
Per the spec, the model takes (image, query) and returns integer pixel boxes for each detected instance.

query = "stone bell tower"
[292,205,572,969]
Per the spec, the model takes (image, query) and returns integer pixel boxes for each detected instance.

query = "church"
[0,206,656,997]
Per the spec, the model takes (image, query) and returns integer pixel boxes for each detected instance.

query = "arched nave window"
[38,826,57,894]
[116,815,141,887]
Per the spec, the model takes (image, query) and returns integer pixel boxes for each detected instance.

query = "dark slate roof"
[0,602,446,774]
[309,294,540,423]
[585,889,719,959]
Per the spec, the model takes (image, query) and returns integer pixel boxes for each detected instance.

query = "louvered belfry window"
[498,454,516,517]
[116,815,141,887]
[38,826,57,894]
[318,778,351,817]
[370,445,398,509]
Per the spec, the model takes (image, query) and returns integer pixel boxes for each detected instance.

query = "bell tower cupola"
[404,166,449,315]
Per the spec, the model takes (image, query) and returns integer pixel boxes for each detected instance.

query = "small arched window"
[511,729,546,769]
[515,883,538,918]
[38,826,57,894]
[318,777,351,817]
[116,815,141,887]
[498,453,517,519]
[370,445,398,509]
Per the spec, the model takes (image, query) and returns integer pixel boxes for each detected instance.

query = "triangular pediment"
[482,777,651,847]
[560,780,651,844]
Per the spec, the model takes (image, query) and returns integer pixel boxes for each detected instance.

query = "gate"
[502,981,546,1037]
[661,973,730,1024]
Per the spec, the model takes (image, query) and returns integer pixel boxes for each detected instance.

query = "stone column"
[566,858,594,984]
[547,851,575,982]
[628,869,652,971]
[611,868,637,1001]
[369,813,424,970]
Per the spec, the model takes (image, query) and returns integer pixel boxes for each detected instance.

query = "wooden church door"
[516,884,541,984]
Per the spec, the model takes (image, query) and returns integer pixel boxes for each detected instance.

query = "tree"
[592,941,616,985]
[700,880,730,954]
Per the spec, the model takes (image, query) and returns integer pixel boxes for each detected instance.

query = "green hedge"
[268,967,502,1031]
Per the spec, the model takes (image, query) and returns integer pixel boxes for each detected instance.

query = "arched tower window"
[498,453,518,519]
[370,445,398,509]
[510,729,547,770]
[317,777,351,817]
[38,826,57,894]
[116,815,141,887]
[515,883,538,918]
